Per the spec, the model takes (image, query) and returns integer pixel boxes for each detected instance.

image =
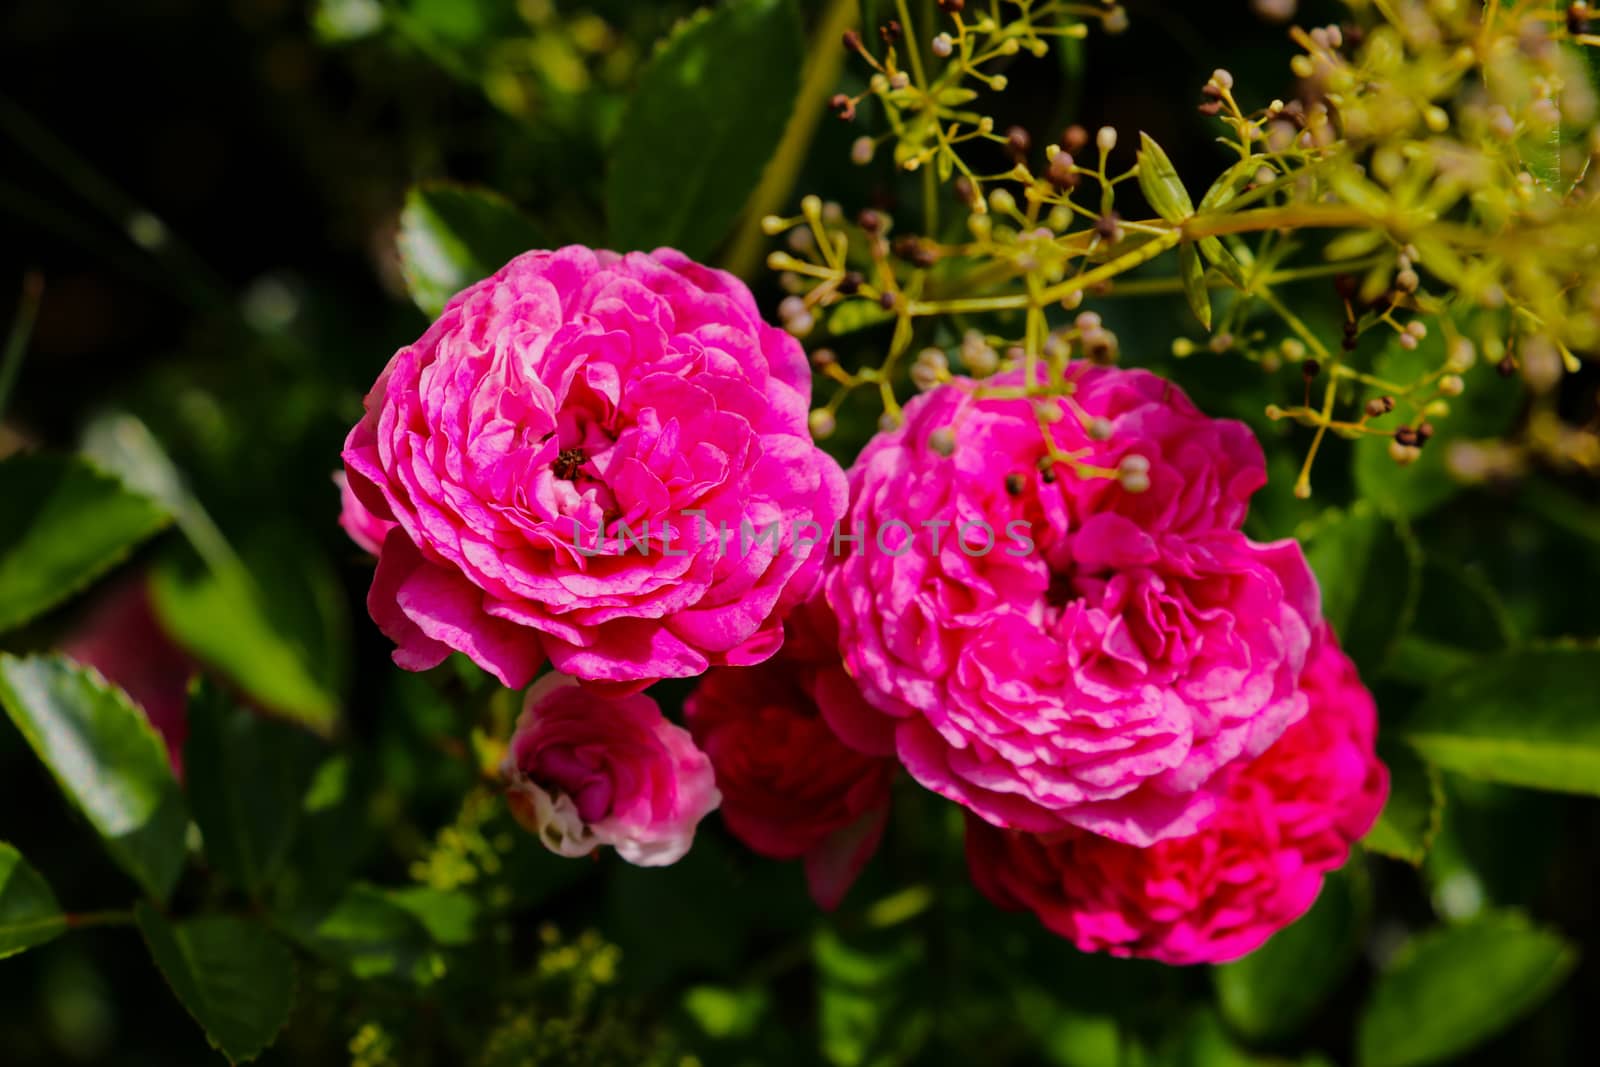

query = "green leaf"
[0,842,66,959]
[1353,329,1522,519]
[816,927,931,1066]
[150,544,341,737]
[0,452,169,632]
[1135,132,1194,224]
[1356,912,1575,1067]
[136,903,295,1064]
[397,183,545,319]
[684,984,770,1041]
[1363,740,1443,865]
[0,655,188,901]
[1403,645,1600,796]
[1214,867,1368,1040]
[184,683,323,898]
[606,0,804,258]
[1384,563,1513,686]
[287,883,476,986]
[1300,504,1421,675]
[1178,242,1211,330]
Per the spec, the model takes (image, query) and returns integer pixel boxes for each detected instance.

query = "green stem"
[0,272,43,424]
[724,0,860,278]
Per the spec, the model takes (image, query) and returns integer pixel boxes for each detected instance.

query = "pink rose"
[335,470,394,555]
[964,627,1389,964]
[685,596,895,909]
[502,674,720,866]
[823,367,1318,846]
[343,246,847,689]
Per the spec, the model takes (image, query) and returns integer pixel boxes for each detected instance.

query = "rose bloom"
[824,367,1319,846]
[342,246,847,689]
[502,674,720,866]
[685,597,895,909]
[965,627,1389,964]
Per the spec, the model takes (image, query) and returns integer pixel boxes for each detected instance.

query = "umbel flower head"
[965,626,1388,964]
[503,674,720,867]
[342,246,848,690]
[823,366,1319,847]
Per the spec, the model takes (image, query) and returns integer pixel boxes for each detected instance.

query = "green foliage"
[0,843,65,959]
[1355,912,1576,1067]
[1363,740,1443,866]
[1403,645,1600,796]
[397,183,546,318]
[1213,867,1369,1041]
[1301,504,1420,674]
[605,0,803,257]
[0,452,168,633]
[0,655,188,901]
[183,682,324,898]
[135,903,296,1064]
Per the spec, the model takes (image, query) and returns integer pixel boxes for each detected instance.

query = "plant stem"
[724,0,860,279]
[0,272,43,425]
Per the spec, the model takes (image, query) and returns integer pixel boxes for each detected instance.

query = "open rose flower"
[685,596,895,909]
[965,626,1389,964]
[342,245,847,689]
[502,674,720,866]
[824,367,1318,846]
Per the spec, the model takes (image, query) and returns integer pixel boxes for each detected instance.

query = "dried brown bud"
[857,208,884,234]
[1061,125,1090,153]
[1416,422,1435,445]
[878,290,898,311]
[1004,125,1032,164]
[938,0,966,13]
[1394,426,1419,447]
[1047,152,1079,191]
[893,235,939,268]
[830,93,857,121]
[1302,359,1321,380]
[879,20,902,46]
[1093,212,1122,241]
[1569,3,1590,36]
[1334,274,1359,301]
[953,176,978,207]
[838,271,864,295]
[1497,355,1518,377]
[843,29,864,53]
[1005,472,1026,496]
[1365,396,1395,418]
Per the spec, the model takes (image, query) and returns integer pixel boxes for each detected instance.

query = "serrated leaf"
[1364,740,1443,864]
[1135,132,1194,224]
[1403,645,1600,796]
[606,0,804,258]
[1356,912,1574,1067]
[397,183,544,318]
[136,904,295,1064]
[1178,242,1211,330]
[0,452,169,632]
[0,655,188,901]
[1214,867,1368,1040]
[1301,504,1420,676]
[184,683,323,898]
[0,842,66,959]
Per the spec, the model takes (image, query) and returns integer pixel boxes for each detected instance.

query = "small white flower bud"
[851,136,875,166]
[932,33,954,58]
[808,409,836,439]
[929,427,957,456]
[1096,126,1118,154]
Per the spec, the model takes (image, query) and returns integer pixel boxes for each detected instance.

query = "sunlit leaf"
[397,183,545,318]
[0,842,66,959]
[0,655,188,901]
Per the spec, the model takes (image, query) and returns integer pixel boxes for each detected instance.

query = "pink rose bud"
[965,626,1388,964]
[686,596,895,910]
[502,674,720,867]
[342,246,847,691]
[824,366,1319,847]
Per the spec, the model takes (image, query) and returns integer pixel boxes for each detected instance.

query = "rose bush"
[341,246,847,690]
